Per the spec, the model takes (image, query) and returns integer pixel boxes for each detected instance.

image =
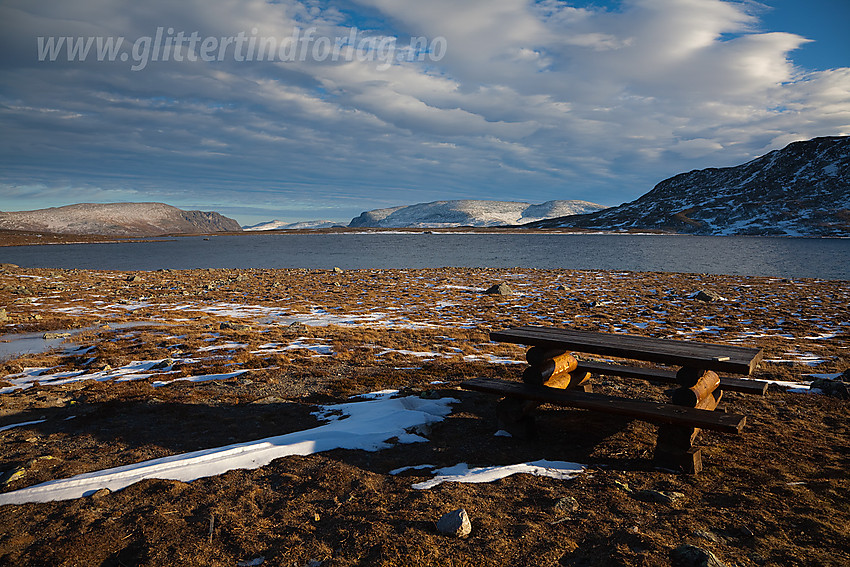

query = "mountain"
[242,220,343,231]
[0,203,242,236]
[529,136,850,236]
[348,199,607,228]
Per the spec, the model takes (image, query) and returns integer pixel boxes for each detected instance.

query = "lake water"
[1,233,848,280]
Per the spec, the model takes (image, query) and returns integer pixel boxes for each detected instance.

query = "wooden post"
[655,368,722,474]
[523,352,578,383]
[671,371,720,406]
[498,350,587,438]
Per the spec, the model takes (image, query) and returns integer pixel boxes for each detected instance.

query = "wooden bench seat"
[572,360,769,395]
[461,377,746,433]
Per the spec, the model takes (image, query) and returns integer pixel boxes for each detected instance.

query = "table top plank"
[491,326,763,375]
[461,378,747,434]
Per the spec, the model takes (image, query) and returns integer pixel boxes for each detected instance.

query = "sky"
[1,0,848,226]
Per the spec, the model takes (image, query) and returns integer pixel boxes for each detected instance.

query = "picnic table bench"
[461,325,767,473]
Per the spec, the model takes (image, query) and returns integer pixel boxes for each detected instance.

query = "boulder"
[810,378,850,399]
[484,283,513,296]
[436,508,472,538]
[693,290,723,302]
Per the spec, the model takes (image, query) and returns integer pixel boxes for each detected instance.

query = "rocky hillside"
[0,203,241,236]
[349,199,607,228]
[531,136,850,236]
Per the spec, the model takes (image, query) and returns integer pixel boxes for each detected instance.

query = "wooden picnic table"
[490,326,763,375]
[461,325,767,473]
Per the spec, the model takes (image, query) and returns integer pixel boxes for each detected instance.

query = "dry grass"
[0,266,848,566]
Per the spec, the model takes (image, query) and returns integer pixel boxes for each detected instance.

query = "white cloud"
[0,0,848,222]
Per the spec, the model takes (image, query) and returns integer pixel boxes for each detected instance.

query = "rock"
[0,263,19,269]
[0,308,7,320]
[1,466,26,485]
[484,282,513,296]
[3,363,23,374]
[633,489,685,505]
[90,488,111,500]
[671,544,725,567]
[220,322,251,331]
[333,267,344,273]
[693,290,723,302]
[839,368,850,382]
[436,508,472,538]
[554,496,580,514]
[43,332,72,340]
[150,359,174,370]
[810,378,850,399]
[126,275,142,282]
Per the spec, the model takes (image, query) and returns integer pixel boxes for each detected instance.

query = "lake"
[1,233,848,280]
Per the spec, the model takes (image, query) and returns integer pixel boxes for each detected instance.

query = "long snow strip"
[0,391,457,505]
[411,460,586,490]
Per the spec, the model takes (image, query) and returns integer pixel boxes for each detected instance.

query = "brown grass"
[0,266,848,566]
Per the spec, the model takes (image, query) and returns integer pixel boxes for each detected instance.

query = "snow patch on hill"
[242,220,343,231]
[348,200,607,228]
[0,203,241,236]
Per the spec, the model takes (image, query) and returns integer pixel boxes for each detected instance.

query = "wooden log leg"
[654,444,703,474]
[496,397,538,440]
[654,371,720,474]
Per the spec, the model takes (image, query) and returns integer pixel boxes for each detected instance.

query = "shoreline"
[5,226,848,249]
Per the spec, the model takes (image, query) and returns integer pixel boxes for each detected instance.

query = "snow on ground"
[0,358,197,394]
[406,460,587,490]
[0,391,459,505]
[0,419,47,433]
[151,370,251,387]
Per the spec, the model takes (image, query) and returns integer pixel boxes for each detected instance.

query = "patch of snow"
[0,419,47,433]
[411,460,586,490]
[349,200,607,228]
[242,220,341,230]
[0,391,458,505]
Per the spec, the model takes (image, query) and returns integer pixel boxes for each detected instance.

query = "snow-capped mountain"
[0,203,242,236]
[242,220,343,230]
[530,136,850,236]
[348,200,607,228]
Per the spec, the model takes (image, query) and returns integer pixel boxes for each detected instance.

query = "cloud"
[0,0,848,223]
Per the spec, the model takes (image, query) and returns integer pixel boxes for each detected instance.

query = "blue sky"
[1,0,848,226]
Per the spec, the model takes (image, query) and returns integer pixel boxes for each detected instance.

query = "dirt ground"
[0,265,847,566]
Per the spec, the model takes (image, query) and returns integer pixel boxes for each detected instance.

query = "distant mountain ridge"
[530,136,850,236]
[0,203,242,236]
[243,220,343,231]
[349,199,607,228]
